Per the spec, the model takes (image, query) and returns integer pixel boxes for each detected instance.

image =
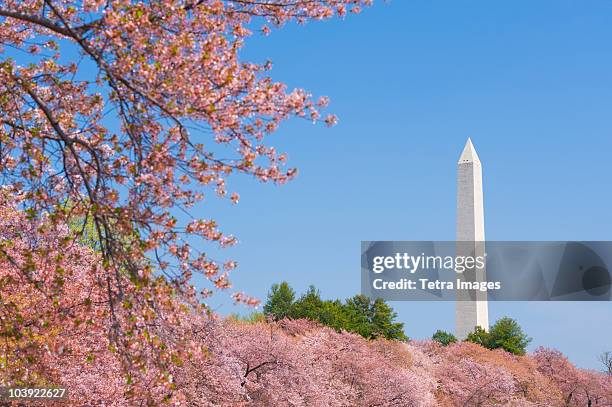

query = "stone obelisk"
[455,138,489,339]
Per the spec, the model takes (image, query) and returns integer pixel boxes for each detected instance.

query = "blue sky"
[203,0,612,370]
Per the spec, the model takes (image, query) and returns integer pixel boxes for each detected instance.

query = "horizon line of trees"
[261,281,407,341]
[258,281,533,356]
[433,316,532,356]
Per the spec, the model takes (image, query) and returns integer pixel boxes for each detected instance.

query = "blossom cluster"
[0,0,372,387]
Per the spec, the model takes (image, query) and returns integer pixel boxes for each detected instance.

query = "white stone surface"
[455,138,489,340]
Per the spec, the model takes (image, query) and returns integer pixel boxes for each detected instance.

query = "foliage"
[343,294,407,341]
[0,215,609,407]
[534,347,612,406]
[438,355,515,405]
[0,194,204,403]
[2,4,611,405]
[432,330,457,346]
[180,325,612,407]
[263,281,295,321]
[66,204,102,251]
[466,325,491,348]
[290,285,349,332]
[262,283,407,340]
[0,0,372,395]
[185,319,437,406]
[414,340,563,406]
[465,317,531,355]
[488,317,532,356]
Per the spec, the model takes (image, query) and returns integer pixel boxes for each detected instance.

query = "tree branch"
[0,8,73,37]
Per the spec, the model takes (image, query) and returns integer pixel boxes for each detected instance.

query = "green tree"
[263,284,407,341]
[465,326,491,348]
[289,285,322,320]
[263,281,295,321]
[432,330,457,346]
[465,318,531,356]
[488,317,531,356]
[315,299,348,331]
[289,286,347,330]
[344,295,407,341]
[62,201,102,251]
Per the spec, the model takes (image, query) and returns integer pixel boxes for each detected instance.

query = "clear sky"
[200,0,612,369]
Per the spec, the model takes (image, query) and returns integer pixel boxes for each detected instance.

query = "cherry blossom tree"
[534,347,612,407]
[435,343,516,406]
[4,5,612,406]
[412,340,574,406]
[0,0,371,392]
[0,192,220,404]
[198,319,437,406]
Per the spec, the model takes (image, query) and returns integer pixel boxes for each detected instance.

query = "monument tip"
[458,137,480,164]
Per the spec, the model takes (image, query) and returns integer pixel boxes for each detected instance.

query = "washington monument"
[455,138,489,339]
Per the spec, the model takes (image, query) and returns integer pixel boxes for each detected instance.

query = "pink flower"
[324,114,338,126]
